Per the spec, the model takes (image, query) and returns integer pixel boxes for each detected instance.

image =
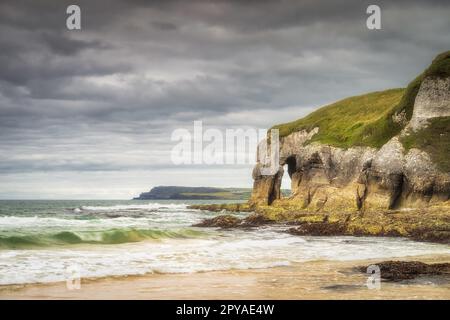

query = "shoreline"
[1,253,449,300]
[188,203,450,244]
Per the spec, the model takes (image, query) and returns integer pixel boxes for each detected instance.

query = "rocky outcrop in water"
[250,56,450,212]
[358,261,450,281]
[193,215,242,228]
[192,212,275,229]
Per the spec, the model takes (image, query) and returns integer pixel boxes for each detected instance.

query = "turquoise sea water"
[0,200,449,285]
[0,200,237,248]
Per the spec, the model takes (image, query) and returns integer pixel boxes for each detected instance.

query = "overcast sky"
[0,0,449,199]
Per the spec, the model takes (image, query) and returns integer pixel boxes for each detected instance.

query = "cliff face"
[251,53,450,212]
[409,77,450,130]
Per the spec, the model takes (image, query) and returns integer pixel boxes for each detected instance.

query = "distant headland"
[133,186,252,200]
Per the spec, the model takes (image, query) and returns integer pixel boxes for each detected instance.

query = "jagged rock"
[193,213,274,229]
[241,214,274,227]
[193,215,241,228]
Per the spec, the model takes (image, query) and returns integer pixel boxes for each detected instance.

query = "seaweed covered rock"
[193,215,241,228]
[193,213,274,229]
[241,214,275,227]
[358,261,450,281]
[287,222,347,236]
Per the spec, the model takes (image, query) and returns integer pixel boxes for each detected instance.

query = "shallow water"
[0,200,449,285]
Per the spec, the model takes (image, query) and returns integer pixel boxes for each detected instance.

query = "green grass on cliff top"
[272,88,405,148]
[272,51,450,149]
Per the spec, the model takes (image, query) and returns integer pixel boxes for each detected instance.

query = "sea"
[0,199,449,285]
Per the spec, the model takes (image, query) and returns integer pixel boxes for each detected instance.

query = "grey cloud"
[0,0,449,197]
[40,32,110,56]
[150,21,178,31]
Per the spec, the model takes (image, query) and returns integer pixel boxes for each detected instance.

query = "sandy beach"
[1,254,449,300]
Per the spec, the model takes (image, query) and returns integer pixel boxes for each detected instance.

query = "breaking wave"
[77,203,188,212]
[0,228,205,249]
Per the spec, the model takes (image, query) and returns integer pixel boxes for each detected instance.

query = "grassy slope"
[273,88,404,148]
[272,51,450,150]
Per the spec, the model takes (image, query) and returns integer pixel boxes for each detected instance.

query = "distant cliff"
[251,51,450,212]
[133,186,253,200]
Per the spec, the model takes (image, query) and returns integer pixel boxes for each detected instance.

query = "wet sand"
[1,254,449,300]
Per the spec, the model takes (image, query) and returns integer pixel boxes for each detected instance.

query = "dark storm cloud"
[0,0,449,197]
[40,32,109,56]
[150,21,178,31]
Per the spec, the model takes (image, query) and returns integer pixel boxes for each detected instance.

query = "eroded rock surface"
[250,74,450,212]
[409,77,450,130]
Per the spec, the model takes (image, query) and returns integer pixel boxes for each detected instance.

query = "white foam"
[80,203,187,211]
[0,231,448,285]
[0,207,204,232]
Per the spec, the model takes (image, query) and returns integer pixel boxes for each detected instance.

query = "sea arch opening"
[281,155,297,198]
